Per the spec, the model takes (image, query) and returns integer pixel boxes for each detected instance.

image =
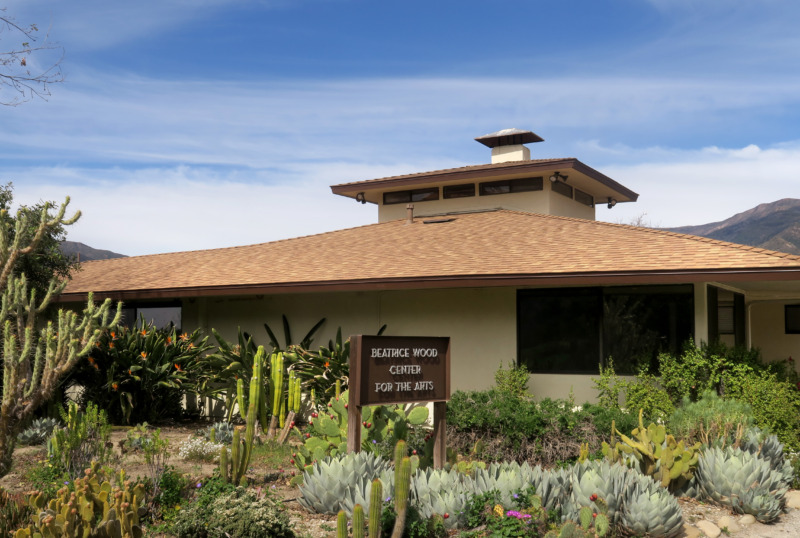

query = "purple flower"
[196,482,202,488]
[513,493,519,499]
[372,440,377,444]
[63,481,69,485]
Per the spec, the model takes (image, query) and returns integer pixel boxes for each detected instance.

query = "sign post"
[348,335,450,468]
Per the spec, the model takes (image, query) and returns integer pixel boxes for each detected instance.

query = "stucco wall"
[749,301,800,370]
[182,287,595,400]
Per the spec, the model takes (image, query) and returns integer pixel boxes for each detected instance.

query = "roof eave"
[331,158,639,202]
[56,266,800,303]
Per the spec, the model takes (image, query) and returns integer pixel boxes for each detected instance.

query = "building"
[61,129,800,400]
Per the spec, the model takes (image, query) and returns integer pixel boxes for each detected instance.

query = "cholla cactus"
[0,198,121,477]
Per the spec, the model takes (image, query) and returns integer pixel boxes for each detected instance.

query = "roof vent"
[474,128,544,164]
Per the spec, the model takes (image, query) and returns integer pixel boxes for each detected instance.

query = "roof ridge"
[495,209,800,261]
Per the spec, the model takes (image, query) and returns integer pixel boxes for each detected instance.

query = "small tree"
[0,197,120,476]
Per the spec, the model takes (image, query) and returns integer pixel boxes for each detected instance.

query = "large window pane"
[518,288,601,373]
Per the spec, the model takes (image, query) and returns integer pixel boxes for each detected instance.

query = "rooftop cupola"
[474,128,544,164]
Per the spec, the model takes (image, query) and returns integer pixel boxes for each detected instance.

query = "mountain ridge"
[666,198,800,255]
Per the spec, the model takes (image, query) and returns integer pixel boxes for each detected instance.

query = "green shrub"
[669,390,754,447]
[172,486,296,538]
[724,369,800,450]
[447,390,600,466]
[580,403,638,441]
[494,361,531,398]
[592,359,673,423]
[67,317,212,424]
[47,401,112,477]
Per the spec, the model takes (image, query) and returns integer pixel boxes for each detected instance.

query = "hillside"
[667,198,800,255]
[60,241,127,261]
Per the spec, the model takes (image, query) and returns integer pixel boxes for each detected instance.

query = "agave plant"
[472,461,538,507]
[740,428,793,486]
[298,452,393,515]
[530,466,571,513]
[696,446,788,522]
[563,460,630,525]
[619,472,684,538]
[17,417,60,446]
[412,468,473,529]
[205,421,235,445]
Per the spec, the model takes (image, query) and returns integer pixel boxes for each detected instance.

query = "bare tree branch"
[0,7,64,106]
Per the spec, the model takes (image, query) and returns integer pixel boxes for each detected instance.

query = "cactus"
[368,479,382,538]
[391,455,411,538]
[336,510,348,538]
[602,409,701,493]
[268,352,285,438]
[220,346,265,485]
[277,371,303,444]
[352,504,365,537]
[16,462,145,538]
[291,389,430,475]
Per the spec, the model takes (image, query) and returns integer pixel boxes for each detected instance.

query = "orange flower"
[128,369,132,375]
[112,383,119,391]
[324,361,330,368]
[174,363,182,371]
[188,343,195,349]
[93,364,99,371]
[179,333,189,341]
[140,351,147,360]
[88,357,95,364]
[167,336,173,345]
[140,329,147,336]
[109,342,115,349]
[111,331,116,339]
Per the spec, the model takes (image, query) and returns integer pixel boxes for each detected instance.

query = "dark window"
[443,183,475,199]
[708,286,746,345]
[786,305,800,334]
[479,177,543,196]
[518,285,694,374]
[383,188,439,205]
[120,301,182,331]
[551,181,573,198]
[574,189,594,207]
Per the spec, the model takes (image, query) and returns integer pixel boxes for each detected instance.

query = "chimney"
[406,204,414,224]
[474,128,544,164]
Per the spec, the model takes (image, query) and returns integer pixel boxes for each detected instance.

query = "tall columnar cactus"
[352,504,365,537]
[278,370,303,443]
[221,346,264,485]
[336,510,348,538]
[0,199,121,477]
[391,454,411,538]
[268,352,285,438]
[368,479,383,538]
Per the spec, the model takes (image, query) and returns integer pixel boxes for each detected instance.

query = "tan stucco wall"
[546,188,595,220]
[749,301,800,370]
[182,287,593,401]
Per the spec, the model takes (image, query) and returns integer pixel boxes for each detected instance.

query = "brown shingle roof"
[61,210,800,301]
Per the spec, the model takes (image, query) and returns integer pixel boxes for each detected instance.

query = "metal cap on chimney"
[475,128,544,164]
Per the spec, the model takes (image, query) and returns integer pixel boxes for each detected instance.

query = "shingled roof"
[60,210,800,302]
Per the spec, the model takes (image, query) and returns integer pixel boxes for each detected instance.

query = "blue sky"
[3,0,800,256]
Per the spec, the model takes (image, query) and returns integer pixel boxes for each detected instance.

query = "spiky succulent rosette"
[619,473,683,538]
[531,466,571,513]
[412,468,472,529]
[740,429,793,486]
[299,451,392,514]
[696,446,788,523]
[563,460,630,524]
[472,461,538,507]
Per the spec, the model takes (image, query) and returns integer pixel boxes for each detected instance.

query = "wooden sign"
[347,335,450,468]
[349,335,450,406]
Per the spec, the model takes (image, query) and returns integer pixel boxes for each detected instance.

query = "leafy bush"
[47,401,112,477]
[171,486,296,538]
[580,403,638,442]
[446,390,600,466]
[724,369,800,450]
[593,359,673,423]
[68,317,212,424]
[494,361,531,398]
[668,390,754,447]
